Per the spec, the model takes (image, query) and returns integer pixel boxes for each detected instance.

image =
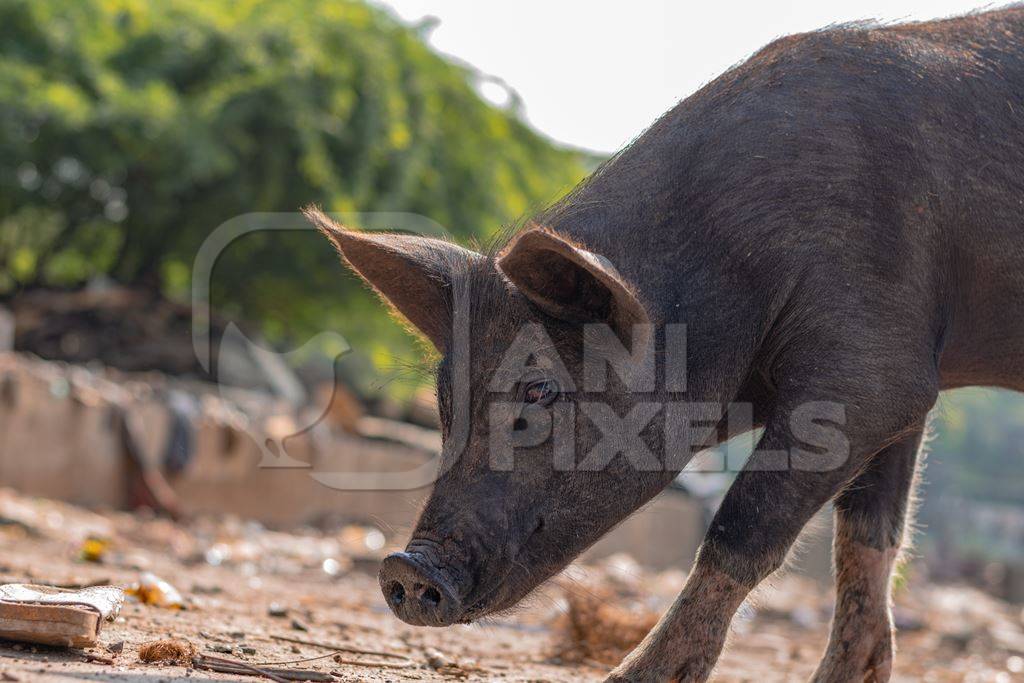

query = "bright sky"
[374,0,996,153]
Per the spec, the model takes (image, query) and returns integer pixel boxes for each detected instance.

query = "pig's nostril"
[421,586,442,608]
[513,417,527,431]
[387,581,406,607]
[535,516,545,533]
[379,551,460,625]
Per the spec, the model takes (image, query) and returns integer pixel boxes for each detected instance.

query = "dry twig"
[269,633,412,661]
[195,653,332,682]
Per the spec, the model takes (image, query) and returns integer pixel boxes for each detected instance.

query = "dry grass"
[552,588,659,665]
[137,638,196,665]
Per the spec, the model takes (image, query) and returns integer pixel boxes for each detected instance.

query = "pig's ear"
[306,207,481,352]
[497,229,649,333]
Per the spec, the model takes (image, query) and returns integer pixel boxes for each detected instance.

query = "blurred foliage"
[928,388,1024,506]
[0,0,588,381]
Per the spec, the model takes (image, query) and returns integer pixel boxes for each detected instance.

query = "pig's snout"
[379,551,461,626]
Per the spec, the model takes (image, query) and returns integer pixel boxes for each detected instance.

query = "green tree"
[0,0,587,376]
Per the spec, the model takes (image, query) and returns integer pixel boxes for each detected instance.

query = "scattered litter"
[79,536,109,563]
[138,638,197,665]
[5,485,1024,680]
[0,583,124,648]
[126,572,184,609]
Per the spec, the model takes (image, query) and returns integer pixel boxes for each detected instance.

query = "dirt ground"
[1,489,1023,682]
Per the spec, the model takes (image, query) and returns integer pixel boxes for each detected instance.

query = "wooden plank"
[0,604,100,648]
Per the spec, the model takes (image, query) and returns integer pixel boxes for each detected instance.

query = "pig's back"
[544,8,1024,388]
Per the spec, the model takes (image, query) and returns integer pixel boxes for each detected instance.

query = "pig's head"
[308,208,672,626]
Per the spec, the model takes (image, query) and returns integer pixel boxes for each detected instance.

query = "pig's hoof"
[603,665,660,682]
[810,636,893,683]
[603,672,658,683]
[605,661,709,683]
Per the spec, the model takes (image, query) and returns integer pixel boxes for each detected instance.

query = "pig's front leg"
[606,386,935,683]
[810,428,926,683]
[606,557,748,682]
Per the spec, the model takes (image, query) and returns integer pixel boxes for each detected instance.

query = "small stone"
[290,618,309,632]
[106,641,124,655]
[240,646,256,655]
[267,603,288,618]
[424,647,452,669]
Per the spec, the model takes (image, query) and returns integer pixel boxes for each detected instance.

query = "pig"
[307,6,1024,681]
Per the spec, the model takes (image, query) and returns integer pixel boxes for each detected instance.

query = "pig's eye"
[524,379,560,406]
